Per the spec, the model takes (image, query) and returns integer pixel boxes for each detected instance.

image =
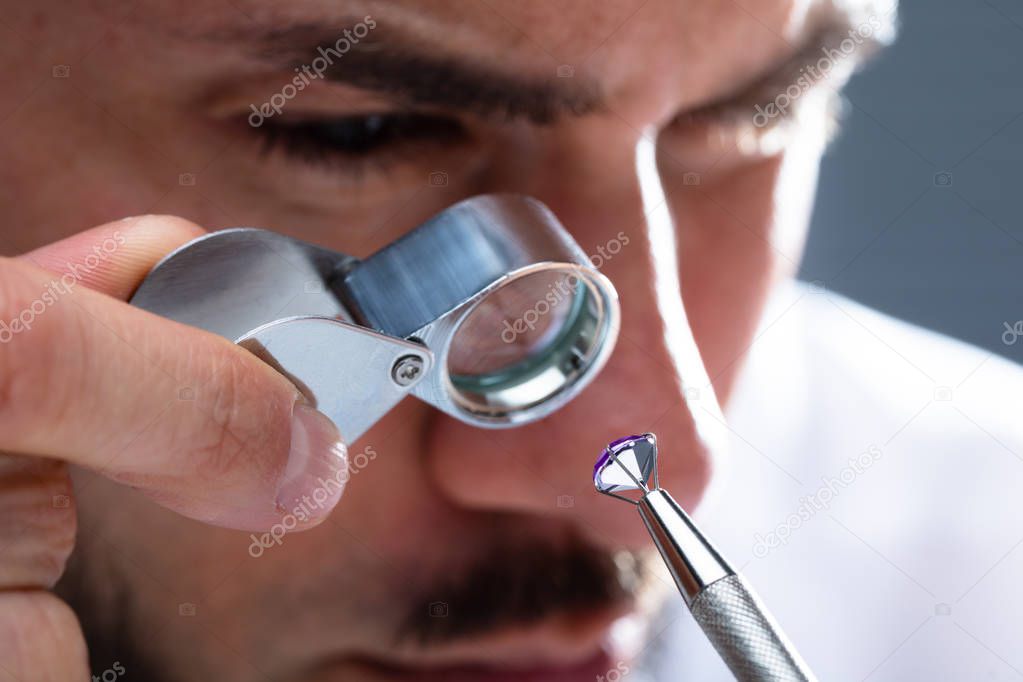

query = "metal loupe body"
[131,195,620,443]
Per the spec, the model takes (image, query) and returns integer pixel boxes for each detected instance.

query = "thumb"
[6,216,349,530]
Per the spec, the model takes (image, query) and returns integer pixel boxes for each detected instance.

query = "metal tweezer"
[594,433,817,681]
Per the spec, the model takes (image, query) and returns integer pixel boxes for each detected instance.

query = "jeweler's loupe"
[131,195,620,443]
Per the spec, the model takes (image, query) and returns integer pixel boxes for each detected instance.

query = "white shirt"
[640,282,1023,681]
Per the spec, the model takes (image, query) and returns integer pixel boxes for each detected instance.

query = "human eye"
[253,111,468,175]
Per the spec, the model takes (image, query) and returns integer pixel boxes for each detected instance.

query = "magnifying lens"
[131,194,620,442]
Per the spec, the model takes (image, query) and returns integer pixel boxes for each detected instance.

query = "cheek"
[667,153,813,403]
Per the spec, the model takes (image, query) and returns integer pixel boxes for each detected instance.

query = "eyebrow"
[196,4,891,126]
[686,6,894,123]
[234,23,604,124]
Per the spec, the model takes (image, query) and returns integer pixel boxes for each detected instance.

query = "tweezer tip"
[593,435,655,504]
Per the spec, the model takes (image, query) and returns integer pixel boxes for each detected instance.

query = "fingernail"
[276,402,348,522]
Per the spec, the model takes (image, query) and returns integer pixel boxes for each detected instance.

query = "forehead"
[115,0,804,42]
[100,0,832,111]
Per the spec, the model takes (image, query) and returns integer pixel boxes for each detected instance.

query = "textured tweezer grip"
[690,574,816,682]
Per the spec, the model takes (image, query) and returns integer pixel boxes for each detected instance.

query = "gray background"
[798,0,1023,364]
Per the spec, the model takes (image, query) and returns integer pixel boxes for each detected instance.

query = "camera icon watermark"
[428,171,448,187]
[428,601,449,618]
[934,172,953,187]
[52,65,70,78]
[556,494,575,509]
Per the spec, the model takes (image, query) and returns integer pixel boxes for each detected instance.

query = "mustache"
[397,532,646,646]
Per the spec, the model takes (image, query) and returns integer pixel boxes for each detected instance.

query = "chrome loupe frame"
[410,260,617,427]
[130,195,620,443]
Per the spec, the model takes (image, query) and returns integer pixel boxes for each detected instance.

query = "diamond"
[593,433,657,494]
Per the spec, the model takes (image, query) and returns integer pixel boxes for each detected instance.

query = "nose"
[423,126,719,550]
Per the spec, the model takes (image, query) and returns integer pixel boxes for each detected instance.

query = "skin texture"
[0,0,891,680]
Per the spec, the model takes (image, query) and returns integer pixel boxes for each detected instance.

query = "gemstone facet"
[593,433,657,494]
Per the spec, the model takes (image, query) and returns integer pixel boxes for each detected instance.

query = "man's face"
[0,0,887,679]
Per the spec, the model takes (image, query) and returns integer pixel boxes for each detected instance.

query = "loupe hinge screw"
[391,355,425,386]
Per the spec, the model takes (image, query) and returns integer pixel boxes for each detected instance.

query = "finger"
[0,455,86,680]
[0,242,347,531]
[0,455,75,589]
[18,215,205,301]
[0,456,86,678]
[0,591,89,681]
